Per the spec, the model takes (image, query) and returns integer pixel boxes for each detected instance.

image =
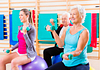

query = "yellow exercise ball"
[90,66,95,70]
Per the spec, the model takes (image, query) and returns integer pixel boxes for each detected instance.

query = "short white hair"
[70,5,86,23]
[62,12,70,18]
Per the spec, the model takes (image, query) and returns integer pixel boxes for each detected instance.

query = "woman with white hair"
[45,5,89,70]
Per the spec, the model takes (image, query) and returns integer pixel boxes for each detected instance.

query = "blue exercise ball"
[18,56,48,70]
[52,54,62,65]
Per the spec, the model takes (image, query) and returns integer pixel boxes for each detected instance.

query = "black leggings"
[45,62,89,70]
[43,47,63,67]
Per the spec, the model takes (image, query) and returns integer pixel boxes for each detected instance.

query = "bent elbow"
[77,50,82,56]
[58,44,64,48]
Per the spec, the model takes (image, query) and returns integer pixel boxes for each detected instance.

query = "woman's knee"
[11,59,18,67]
[0,58,6,65]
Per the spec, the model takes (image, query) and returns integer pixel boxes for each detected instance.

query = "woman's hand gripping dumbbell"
[3,48,12,53]
[60,52,73,60]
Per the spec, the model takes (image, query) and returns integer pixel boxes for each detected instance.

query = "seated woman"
[0,9,37,70]
[45,5,89,70]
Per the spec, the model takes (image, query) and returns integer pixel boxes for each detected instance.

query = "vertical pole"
[36,0,39,56]
[98,0,100,59]
[66,0,69,12]
[8,0,11,48]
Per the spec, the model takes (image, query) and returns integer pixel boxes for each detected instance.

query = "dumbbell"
[6,49,10,53]
[45,25,55,30]
[60,52,73,60]
[45,19,56,30]
[20,27,30,31]
[3,49,10,53]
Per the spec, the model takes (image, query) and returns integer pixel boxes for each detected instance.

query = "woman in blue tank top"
[45,5,89,70]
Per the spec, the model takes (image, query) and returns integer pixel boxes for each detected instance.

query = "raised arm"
[50,19,60,38]
[23,27,36,51]
[46,25,68,48]
[51,26,62,38]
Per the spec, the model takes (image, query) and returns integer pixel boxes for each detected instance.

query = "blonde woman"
[0,9,37,70]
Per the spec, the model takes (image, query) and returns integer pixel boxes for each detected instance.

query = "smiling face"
[70,8,82,24]
[19,11,29,23]
[62,14,70,27]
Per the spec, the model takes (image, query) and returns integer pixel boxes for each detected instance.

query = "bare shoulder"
[81,27,89,37]
[63,26,69,33]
